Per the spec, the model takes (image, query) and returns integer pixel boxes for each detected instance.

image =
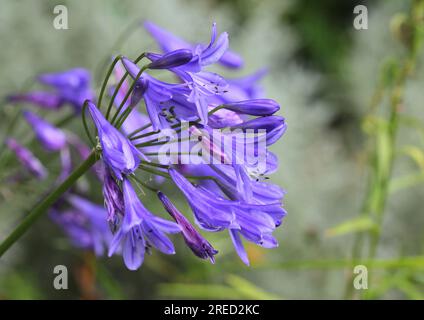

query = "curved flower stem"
[0,150,98,258]
[0,106,22,161]
[112,64,149,127]
[82,101,96,147]
[126,105,225,140]
[135,136,191,148]
[138,163,226,189]
[97,55,123,110]
[106,53,146,121]
[0,77,37,160]
[127,123,153,138]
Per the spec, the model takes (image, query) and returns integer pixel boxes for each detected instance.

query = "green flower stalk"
[0,150,98,257]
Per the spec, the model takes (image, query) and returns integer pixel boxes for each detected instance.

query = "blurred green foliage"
[0,0,423,299]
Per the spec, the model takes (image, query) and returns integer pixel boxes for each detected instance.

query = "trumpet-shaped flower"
[87,101,143,180]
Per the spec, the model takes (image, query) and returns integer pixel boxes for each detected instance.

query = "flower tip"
[143,20,155,31]
[157,190,165,201]
[121,57,140,79]
[147,49,193,70]
[83,98,93,106]
[107,248,115,258]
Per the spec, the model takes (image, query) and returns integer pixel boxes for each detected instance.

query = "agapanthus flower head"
[29,20,288,270]
[5,138,47,179]
[157,191,218,263]
[86,100,144,180]
[23,110,67,151]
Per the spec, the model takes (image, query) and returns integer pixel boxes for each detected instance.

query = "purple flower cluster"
[85,22,287,269]
[5,21,287,270]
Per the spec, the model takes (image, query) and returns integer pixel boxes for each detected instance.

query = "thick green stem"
[0,151,98,258]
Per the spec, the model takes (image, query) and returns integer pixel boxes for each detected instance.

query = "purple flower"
[8,69,93,112]
[169,168,285,265]
[143,23,231,124]
[182,71,228,124]
[157,191,218,263]
[208,108,244,128]
[38,68,94,112]
[211,164,285,206]
[5,138,47,179]
[87,101,143,180]
[122,57,198,130]
[108,178,180,270]
[23,110,67,151]
[7,91,63,110]
[221,99,280,116]
[146,49,193,69]
[169,168,236,231]
[101,166,124,227]
[231,115,287,146]
[179,22,229,72]
[220,69,268,103]
[144,21,243,69]
[51,195,112,256]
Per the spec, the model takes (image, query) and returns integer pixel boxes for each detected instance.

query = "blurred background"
[0,0,423,299]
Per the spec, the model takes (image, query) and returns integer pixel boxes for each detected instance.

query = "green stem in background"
[345,0,424,299]
[367,0,423,261]
[0,106,22,160]
[0,76,37,160]
[0,151,98,258]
